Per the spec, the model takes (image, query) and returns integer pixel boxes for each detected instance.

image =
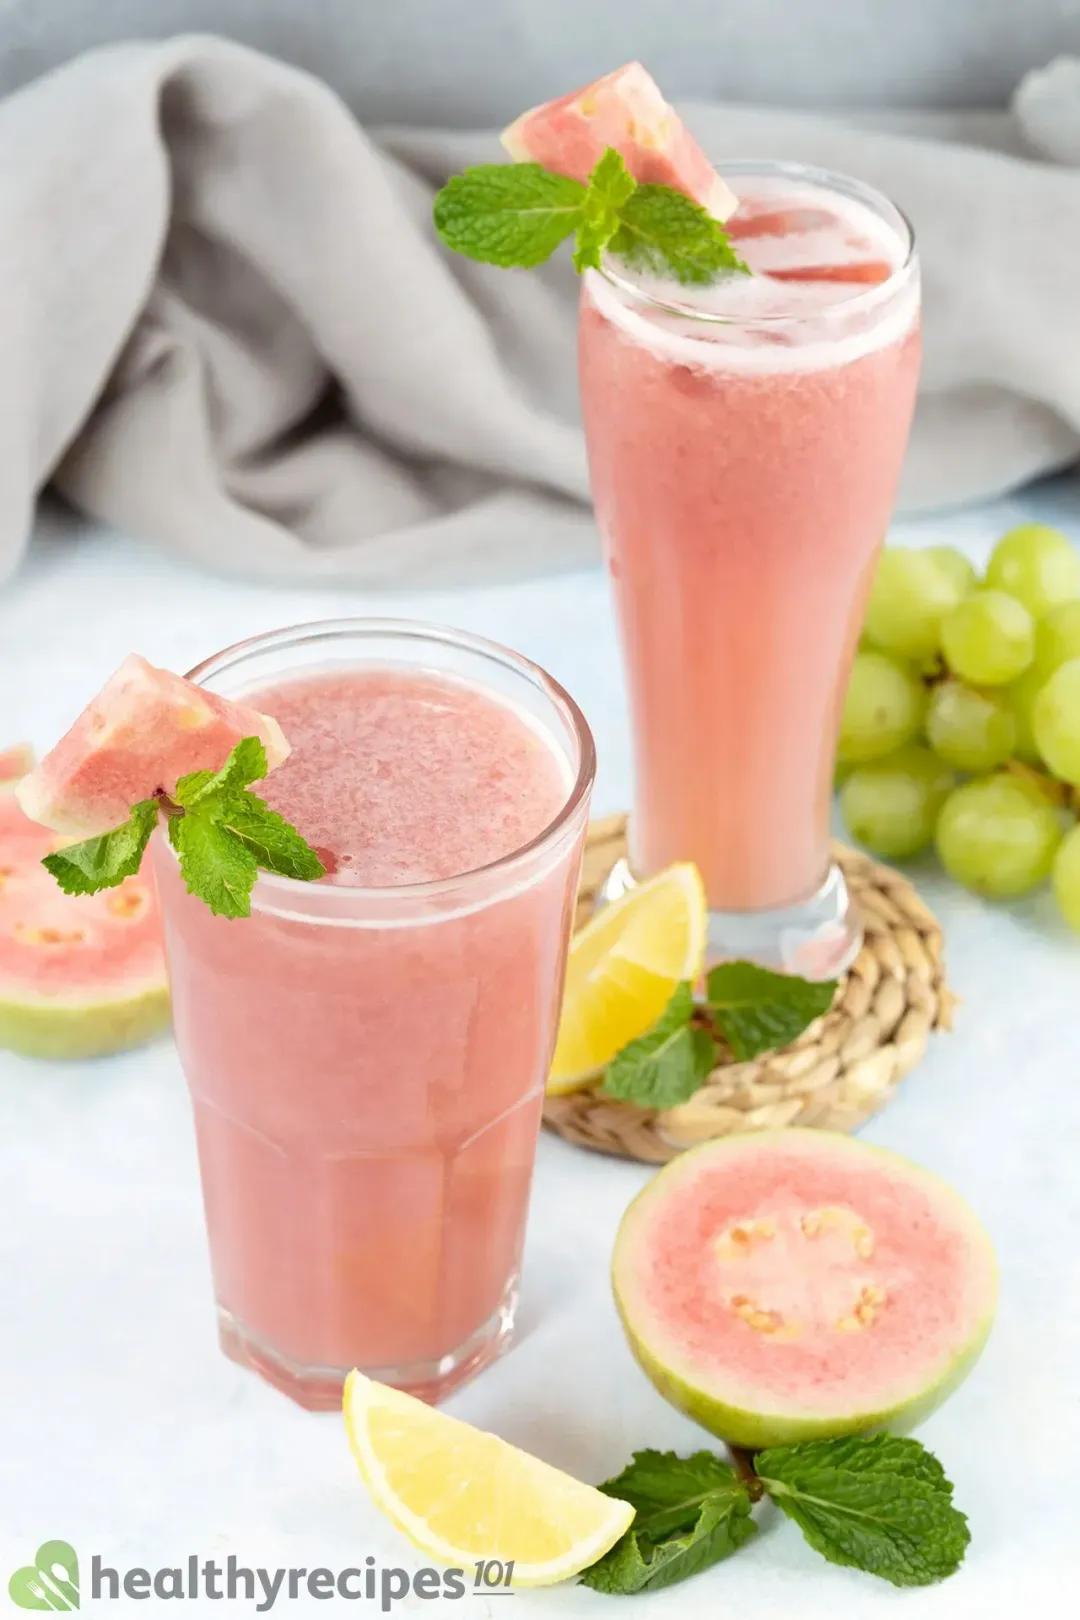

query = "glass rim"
[596,157,918,328]
[184,616,597,913]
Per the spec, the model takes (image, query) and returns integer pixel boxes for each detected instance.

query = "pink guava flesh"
[0,764,169,1058]
[16,654,290,838]
[501,62,737,221]
[613,1130,997,1449]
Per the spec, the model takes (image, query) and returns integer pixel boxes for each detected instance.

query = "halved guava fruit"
[613,1130,996,1450]
[501,61,738,221]
[1,760,169,1058]
[16,653,289,838]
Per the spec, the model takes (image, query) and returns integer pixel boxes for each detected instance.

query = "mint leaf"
[171,770,215,804]
[213,793,325,882]
[581,1450,756,1594]
[578,1529,654,1595]
[433,147,745,286]
[170,811,258,919]
[602,983,715,1108]
[175,736,268,807]
[586,145,637,212]
[706,962,836,1061]
[597,1449,751,1537]
[581,1494,754,1595]
[433,163,585,268]
[573,209,619,275]
[756,1435,970,1587]
[41,798,159,894]
[778,1434,950,1493]
[573,147,637,272]
[610,184,748,285]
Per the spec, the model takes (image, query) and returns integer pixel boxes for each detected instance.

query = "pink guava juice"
[579,164,921,963]
[152,621,594,1409]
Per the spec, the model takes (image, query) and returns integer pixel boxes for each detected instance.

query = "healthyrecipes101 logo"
[9,1542,80,1611]
[8,1542,516,1611]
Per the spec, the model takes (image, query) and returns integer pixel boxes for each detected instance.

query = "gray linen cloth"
[1,34,1078,589]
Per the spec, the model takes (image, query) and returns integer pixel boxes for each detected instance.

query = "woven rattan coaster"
[543,815,954,1164]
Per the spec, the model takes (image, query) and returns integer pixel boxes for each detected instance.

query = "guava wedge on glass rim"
[0,749,169,1059]
[16,652,290,839]
[612,1129,997,1450]
[501,60,738,221]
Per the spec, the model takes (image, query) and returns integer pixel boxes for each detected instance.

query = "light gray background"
[1,0,1080,121]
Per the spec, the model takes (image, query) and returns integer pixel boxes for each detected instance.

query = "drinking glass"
[152,619,594,1408]
[579,162,920,976]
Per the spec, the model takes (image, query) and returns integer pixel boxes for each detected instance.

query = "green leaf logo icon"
[8,1542,80,1610]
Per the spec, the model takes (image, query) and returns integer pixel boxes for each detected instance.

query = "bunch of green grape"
[837,523,1080,931]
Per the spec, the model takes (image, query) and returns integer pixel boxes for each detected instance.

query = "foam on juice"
[585,176,917,374]
[250,666,572,888]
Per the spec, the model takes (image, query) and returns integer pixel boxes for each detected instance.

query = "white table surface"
[3,483,1080,1617]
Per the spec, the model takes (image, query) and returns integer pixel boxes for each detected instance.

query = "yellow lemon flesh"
[343,1371,634,1588]
[548,862,706,1093]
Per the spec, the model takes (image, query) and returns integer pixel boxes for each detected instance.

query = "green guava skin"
[614,1285,996,1451]
[612,1130,998,1451]
[1,769,171,1060]
[0,984,170,1060]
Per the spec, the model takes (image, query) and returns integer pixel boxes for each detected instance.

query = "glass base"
[600,858,862,981]
[217,1276,520,1411]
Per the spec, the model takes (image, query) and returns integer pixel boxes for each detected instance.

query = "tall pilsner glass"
[579,161,921,977]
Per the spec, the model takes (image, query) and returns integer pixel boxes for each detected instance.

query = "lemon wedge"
[343,1371,634,1588]
[548,862,707,1093]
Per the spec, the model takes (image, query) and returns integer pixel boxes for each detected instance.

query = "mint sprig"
[582,1436,968,1596]
[581,1450,756,1594]
[433,147,747,286]
[596,964,836,1108]
[40,738,324,920]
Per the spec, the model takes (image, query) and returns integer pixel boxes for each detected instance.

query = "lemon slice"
[548,862,707,1093]
[343,1371,634,1587]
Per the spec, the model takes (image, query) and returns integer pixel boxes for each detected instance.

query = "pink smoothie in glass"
[153,636,591,1409]
[580,170,920,915]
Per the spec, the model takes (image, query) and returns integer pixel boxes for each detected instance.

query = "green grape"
[925,546,977,598]
[863,548,965,661]
[1052,823,1080,933]
[1033,657,1080,785]
[1003,665,1046,764]
[840,745,955,859]
[925,679,1017,771]
[985,523,1080,618]
[1033,599,1080,679]
[838,651,927,765]
[940,589,1035,685]
[935,775,1061,898]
